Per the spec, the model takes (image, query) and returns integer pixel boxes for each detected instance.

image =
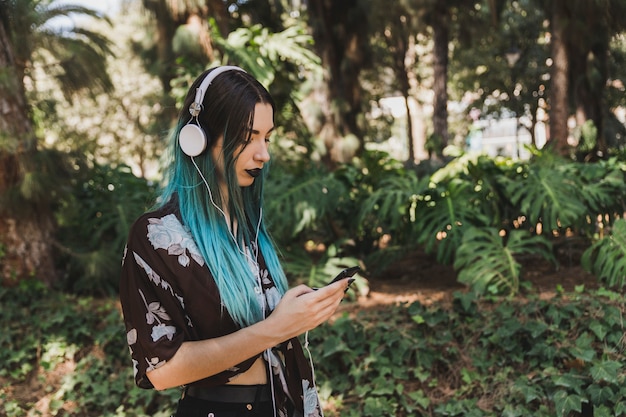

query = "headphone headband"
[189,65,246,117]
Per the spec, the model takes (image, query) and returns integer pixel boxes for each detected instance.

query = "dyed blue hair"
[158,67,288,327]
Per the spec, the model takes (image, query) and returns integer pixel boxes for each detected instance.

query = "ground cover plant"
[1,278,624,417]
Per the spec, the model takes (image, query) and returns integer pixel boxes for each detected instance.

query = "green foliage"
[358,163,425,239]
[266,150,416,286]
[404,151,626,295]
[0,285,178,417]
[576,158,626,228]
[55,163,155,295]
[265,164,346,241]
[454,227,555,295]
[6,0,114,98]
[0,148,74,218]
[412,176,491,264]
[265,147,626,296]
[582,218,626,289]
[216,23,320,86]
[337,151,420,258]
[310,289,626,417]
[1,281,625,416]
[499,160,587,232]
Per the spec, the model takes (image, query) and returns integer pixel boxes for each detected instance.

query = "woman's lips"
[246,168,262,178]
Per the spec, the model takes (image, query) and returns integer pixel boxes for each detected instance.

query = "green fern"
[500,163,587,232]
[581,218,626,289]
[358,170,428,237]
[213,22,320,87]
[454,227,555,295]
[265,167,346,240]
[575,160,626,229]
[413,178,492,264]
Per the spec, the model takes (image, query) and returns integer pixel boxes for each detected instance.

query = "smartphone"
[327,266,360,286]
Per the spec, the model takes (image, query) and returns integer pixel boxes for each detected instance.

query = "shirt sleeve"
[119,219,188,389]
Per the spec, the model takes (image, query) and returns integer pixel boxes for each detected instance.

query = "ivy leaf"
[588,320,608,340]
[553,374,584,391]
[587,383,615,404]
[590,360,621,384]
[553,390,584,415]
[513,378,541,403]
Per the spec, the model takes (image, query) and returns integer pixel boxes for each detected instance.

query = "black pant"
[174,394,276,417]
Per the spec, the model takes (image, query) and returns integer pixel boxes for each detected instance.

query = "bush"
[55,163,155,295]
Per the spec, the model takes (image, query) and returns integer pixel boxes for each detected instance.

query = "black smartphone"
[327,266,360,286]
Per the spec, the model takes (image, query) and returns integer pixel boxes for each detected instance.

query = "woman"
[119,66,351,417]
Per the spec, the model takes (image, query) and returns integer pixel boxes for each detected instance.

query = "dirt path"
[338,249,598,314]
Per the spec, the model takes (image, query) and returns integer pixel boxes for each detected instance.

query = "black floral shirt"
[119,202,322,416]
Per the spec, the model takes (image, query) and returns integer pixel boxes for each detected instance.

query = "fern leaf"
[265,169,345,239]
[501,164,586,232]
[576,161,626,215]
[358,171,426,233]
[454,227,553,296]
[413,179,491,264]
[582,219,626,288]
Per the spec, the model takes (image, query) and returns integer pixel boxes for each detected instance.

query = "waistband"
[185,384,272,403]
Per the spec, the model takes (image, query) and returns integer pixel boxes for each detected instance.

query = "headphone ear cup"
[179,123,207,157]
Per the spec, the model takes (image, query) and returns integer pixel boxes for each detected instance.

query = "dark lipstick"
[246,168,262,178]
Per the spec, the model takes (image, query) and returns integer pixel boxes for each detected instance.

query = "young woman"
[119,66,351,417]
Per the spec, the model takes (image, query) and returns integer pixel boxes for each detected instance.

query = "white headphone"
[179,65,246,157]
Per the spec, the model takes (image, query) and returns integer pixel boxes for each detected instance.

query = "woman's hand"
[266,279,350,341]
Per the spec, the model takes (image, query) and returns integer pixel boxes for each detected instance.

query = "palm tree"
[0,0,112,286]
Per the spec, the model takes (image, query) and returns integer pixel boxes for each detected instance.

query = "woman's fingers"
[270,280,349,339]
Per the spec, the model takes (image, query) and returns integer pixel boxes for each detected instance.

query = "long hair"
[158,67,288,327]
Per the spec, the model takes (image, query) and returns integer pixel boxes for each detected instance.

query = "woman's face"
[212,102,273,188]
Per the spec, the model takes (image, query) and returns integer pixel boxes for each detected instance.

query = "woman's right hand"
[267,280,349,340]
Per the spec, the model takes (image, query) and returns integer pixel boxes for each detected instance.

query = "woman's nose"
[255,140,270,162]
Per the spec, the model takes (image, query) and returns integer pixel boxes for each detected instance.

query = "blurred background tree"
[1,0,625,292]
[0,0,112,286]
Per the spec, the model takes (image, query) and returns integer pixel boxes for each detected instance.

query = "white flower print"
[146,301,171,324]
[147,214,204,267]
[151,323,177,342]
[136,288,177,342]
[265,286,282,311]
[133,252,163,287]
[133,252,186,310]
[261,269,282,310]
[127,328,137,345]
[146,356,165,372]
[302,380,321,417]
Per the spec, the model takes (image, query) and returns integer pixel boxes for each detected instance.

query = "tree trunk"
[206,0,231,37]
[567,3,609,158]
[385,10,416,162]
[548,0,570,155]
[307,0,369,166]
[0,19,57,286]
[142,0,178,94]
[431,2,450,154]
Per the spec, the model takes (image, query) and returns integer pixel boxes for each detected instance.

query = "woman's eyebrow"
[250,126,275,136]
